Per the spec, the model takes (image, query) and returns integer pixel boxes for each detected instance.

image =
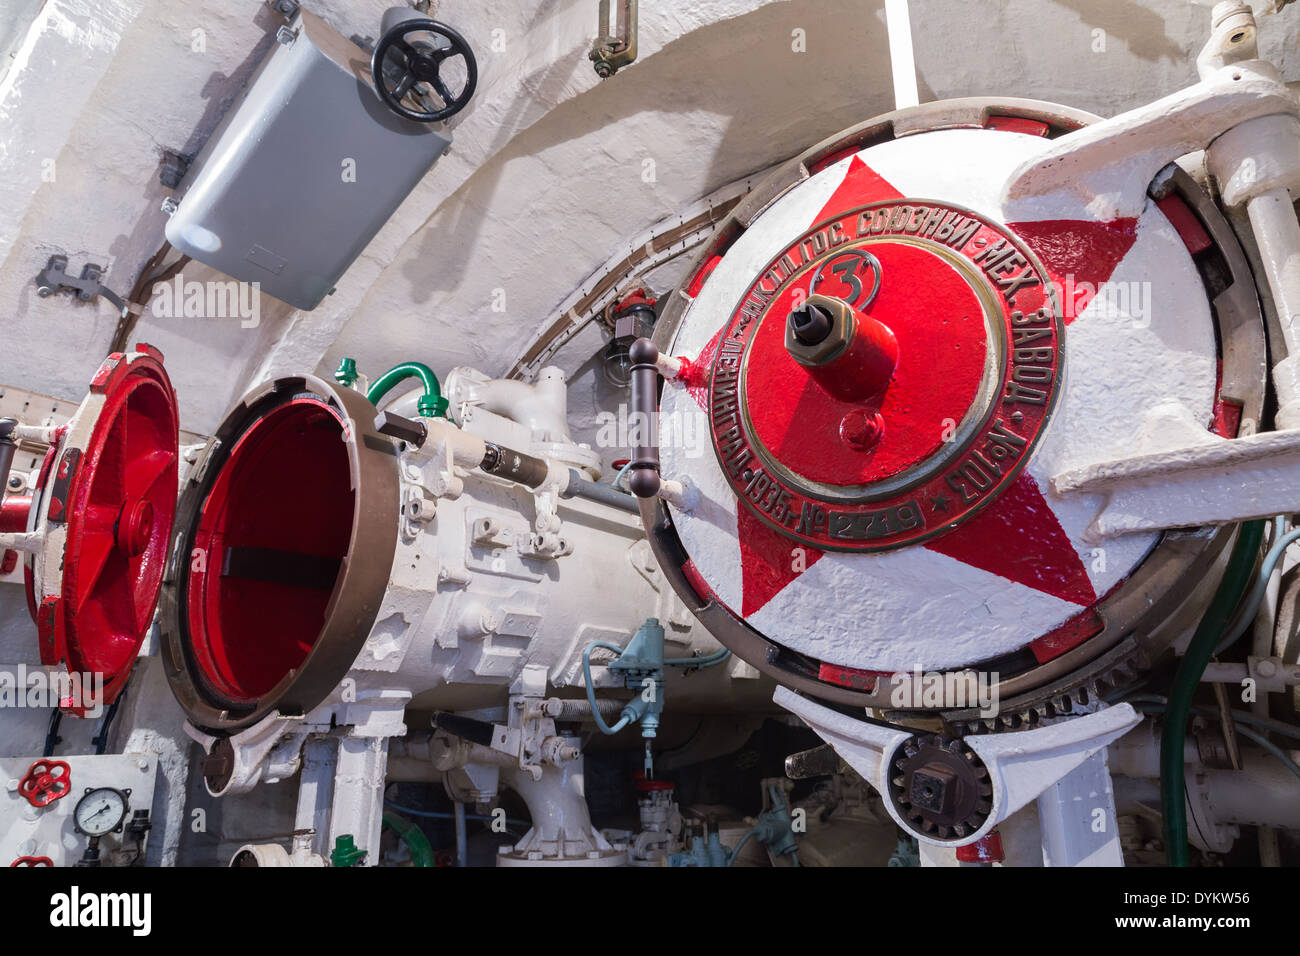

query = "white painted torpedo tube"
[157,363,766,865]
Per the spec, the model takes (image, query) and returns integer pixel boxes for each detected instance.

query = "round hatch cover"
[709,198,1060,553]
[29,344,178,715]
[647,101,1261,714]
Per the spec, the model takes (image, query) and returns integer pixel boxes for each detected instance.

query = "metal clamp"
[34,255,129,319]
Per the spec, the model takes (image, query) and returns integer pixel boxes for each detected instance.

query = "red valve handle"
[10,856,53,867]
[17,759,71,807]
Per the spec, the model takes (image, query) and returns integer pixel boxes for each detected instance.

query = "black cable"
[91,695,123,755]
[42,710,63,757]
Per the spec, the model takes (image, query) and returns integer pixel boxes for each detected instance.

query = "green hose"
[366,362,448,418]
[1160,519,1264,866]
[382,811,436,867]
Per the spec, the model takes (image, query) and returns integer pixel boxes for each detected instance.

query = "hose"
[1160,519,1265,867]
[726,829,756,867]
[665,647,731,669]
[1131,699,1300,783]
[1126,694,1300,743]
[1230,723,1300,783]
[367,362,448,418]
[581,641,632,735]
[614,459,635,491]
[385,801,530,829]
[381,811,435,867]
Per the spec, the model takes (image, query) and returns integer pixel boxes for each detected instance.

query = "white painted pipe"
[444,365,572,443]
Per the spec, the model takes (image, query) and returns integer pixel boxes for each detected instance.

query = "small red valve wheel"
[10,856,54,867]
[18,759,71,807]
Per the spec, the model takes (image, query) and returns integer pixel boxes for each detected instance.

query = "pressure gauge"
[73,787,129,837]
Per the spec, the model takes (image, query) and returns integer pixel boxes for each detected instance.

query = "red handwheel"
[10,857,54,867]
[17,759,71,807]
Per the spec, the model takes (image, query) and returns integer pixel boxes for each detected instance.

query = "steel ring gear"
[889,734,992,840]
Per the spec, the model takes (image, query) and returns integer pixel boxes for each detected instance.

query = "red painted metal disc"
[744,241,989,486]
[38,346,179,714]
[708,199,1062,553]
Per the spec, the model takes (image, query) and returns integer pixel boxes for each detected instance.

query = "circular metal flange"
[639,97,1267,721]
[159,374,400,733]
[28,345,179,716]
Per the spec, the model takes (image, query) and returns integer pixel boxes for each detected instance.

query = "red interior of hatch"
[186,398,355,702]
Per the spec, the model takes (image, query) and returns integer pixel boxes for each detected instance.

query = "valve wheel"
[10,857,54,867]
[18,759,71,807]
[370,19,477,123]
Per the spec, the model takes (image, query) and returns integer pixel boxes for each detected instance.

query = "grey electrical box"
[165,10,450,311]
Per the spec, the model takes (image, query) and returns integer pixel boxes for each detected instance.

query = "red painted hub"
[709,199,1062,553]
[116,498,155,558]
[185,397,356,703]
[37,347,178,716]
[751,243,987,482]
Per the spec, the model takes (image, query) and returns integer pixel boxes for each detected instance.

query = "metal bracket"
[589,0,638,78]
[158,150,191,190]
[775,686,1141,850]
[34,255,129,319]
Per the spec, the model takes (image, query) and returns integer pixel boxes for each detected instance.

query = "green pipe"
[365,361,448,418]
[1160,519,1264,866]
[382,811,436,868]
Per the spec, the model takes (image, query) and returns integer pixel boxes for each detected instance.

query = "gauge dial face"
[73,787,128,836]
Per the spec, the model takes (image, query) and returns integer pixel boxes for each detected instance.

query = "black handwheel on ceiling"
[371,18,477,123]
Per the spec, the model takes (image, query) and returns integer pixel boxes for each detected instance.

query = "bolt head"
[788,303,833,345]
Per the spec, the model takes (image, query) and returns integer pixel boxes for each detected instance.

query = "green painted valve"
[330,834,367,867]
